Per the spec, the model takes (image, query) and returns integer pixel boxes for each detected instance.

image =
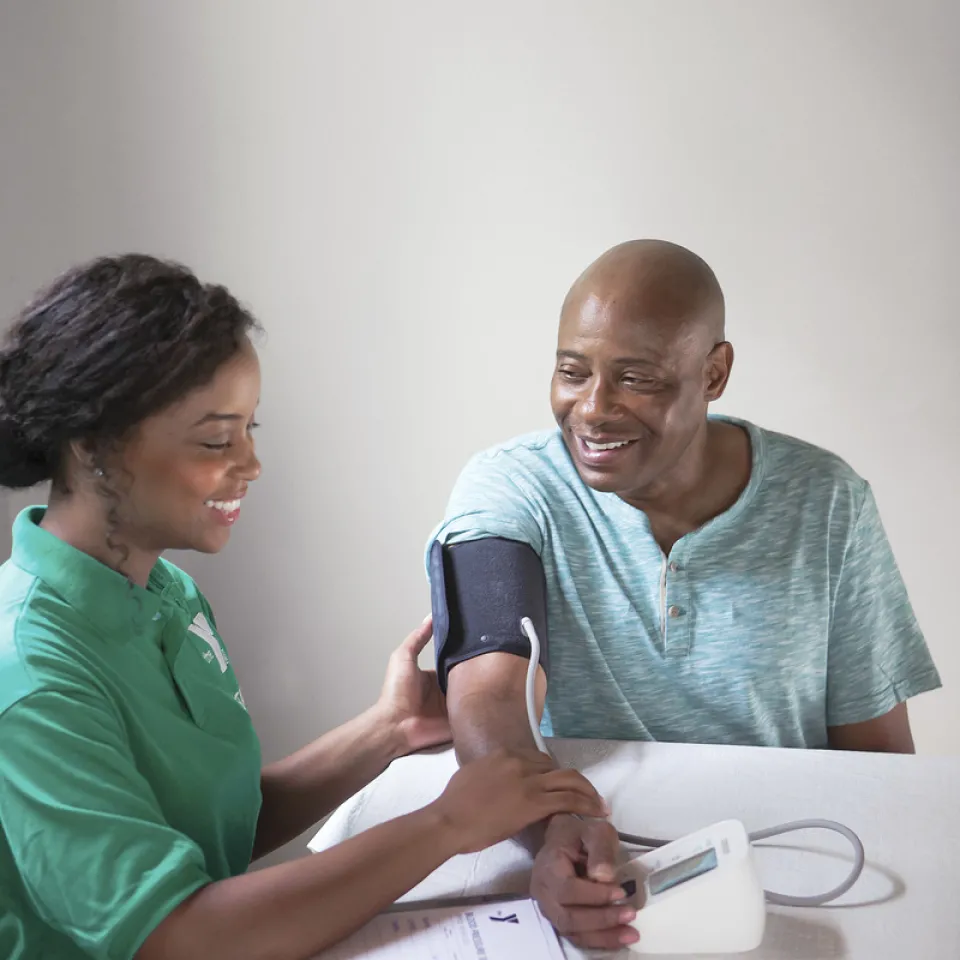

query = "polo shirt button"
[669,562,679,573]
[668,605,682,618]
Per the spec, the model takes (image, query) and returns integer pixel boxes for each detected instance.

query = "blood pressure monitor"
[619,819,766,954]
[514,615,863,951]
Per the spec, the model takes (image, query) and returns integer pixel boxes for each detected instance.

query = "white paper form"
[315,897,567,960]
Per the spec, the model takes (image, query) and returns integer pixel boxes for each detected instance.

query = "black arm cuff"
[428,537,549,694]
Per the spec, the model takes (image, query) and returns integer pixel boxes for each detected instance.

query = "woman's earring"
[93,467,104,478]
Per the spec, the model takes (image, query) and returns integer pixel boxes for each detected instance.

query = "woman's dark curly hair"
[0,253,260,491]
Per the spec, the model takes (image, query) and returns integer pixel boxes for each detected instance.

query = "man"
[425,239,941,951]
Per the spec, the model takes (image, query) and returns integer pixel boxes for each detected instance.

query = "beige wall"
[1,0,957,815]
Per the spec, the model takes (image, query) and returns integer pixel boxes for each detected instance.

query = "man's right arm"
[446,651,552,849]
[445,652,639,951]
[431,454,639,949]
[447,652,546,765]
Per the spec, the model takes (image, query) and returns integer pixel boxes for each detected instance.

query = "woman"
[0,255,608,960]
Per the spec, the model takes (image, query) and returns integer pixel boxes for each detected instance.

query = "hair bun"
[0,411,52,489]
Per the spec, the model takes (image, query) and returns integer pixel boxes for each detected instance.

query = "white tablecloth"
[308,740,960,958]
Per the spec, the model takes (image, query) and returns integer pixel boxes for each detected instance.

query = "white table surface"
[308,740,960,959]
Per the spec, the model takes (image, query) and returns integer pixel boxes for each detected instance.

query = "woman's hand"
[377,616,451,756]
[430,752,610,855]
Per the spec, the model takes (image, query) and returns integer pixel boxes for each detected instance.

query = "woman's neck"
[41,494,158,588]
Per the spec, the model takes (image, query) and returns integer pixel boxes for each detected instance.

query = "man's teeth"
[206,499,241,513]
[584,439,631,451]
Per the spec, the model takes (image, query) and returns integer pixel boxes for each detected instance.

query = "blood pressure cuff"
[428,537,549,694]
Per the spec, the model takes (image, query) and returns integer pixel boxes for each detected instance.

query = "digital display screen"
[648,847,719,897]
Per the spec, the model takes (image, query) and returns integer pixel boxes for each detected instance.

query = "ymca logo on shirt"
[187,613,247,710]
[187,612,248,711]
[188,612,229,673]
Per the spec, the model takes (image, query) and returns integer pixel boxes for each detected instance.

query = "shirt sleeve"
[826,483,942,727]
[0,688,211,960]
[426,451,546,562]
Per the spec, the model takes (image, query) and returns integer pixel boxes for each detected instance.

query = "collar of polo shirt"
[11,507,187,640]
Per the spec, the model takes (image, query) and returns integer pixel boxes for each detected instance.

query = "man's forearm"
[448,682,546,761]
[447,653,548,762]
[253,704,404,859]
[447,677,554,855]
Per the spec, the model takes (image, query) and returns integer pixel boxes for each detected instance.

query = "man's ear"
[704,341,734,402]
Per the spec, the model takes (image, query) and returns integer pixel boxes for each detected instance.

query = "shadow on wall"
[0,494,12,561]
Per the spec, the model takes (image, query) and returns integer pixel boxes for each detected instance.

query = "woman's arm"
[146,805,456,960]
[253,703,404,858]
[138,753,610,960]
[253,617,451,859]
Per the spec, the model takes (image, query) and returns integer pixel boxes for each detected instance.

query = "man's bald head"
[561,239,725,347]
[551,239,735,501]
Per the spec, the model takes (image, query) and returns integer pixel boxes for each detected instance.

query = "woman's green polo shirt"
[0,507,262,959]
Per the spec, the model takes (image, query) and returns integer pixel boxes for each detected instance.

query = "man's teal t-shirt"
[429,418,941,748]
[0,508,262,960]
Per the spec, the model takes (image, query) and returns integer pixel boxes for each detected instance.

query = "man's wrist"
[514,811,572,856]
[543,812,580,843]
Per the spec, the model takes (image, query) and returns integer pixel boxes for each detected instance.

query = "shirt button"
[669,562,679,574]
[668,605,682,618]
